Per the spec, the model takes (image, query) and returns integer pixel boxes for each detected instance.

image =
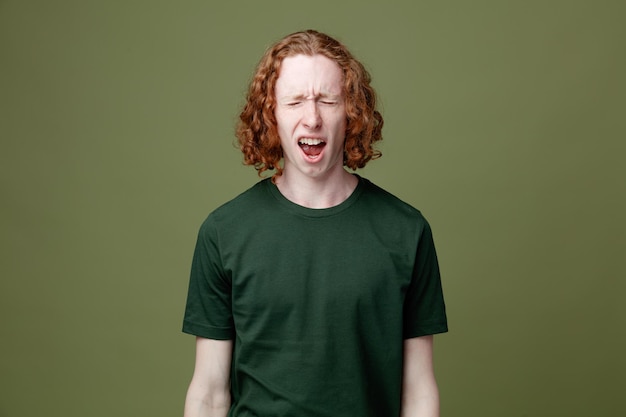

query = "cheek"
[275,112,294,135]
[322,110,346,129]
[334,115,347,134]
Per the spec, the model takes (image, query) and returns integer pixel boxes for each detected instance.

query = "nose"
[302,100,321,129]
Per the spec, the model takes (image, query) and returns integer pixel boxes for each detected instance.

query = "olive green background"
[1,0,624,416]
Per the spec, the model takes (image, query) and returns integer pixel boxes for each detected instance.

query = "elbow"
[184,380,231,416]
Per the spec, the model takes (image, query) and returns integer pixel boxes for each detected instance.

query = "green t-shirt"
[183,175,448,416]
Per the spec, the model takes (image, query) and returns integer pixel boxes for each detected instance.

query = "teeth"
[299,138,324,146]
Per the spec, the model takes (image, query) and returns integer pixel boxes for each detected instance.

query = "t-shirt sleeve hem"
[182,320,234,340]
[403,322,449,339]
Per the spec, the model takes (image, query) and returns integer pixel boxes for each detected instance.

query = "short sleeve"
[403,219,448,338]
[182,215,234,340]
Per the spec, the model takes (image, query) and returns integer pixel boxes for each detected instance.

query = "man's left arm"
[400,335,440,417]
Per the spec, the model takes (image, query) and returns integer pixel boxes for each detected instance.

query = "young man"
[183,30,448,417]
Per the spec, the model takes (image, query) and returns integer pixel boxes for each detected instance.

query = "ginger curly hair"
[236,30,383,179]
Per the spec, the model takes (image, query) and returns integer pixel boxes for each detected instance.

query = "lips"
[298,138,326,157]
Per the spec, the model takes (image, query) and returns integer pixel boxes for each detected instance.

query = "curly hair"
[236,30,383,179]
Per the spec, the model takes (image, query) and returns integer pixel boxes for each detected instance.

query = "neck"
[275,168,358,209]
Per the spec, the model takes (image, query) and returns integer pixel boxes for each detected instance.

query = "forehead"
[275,54,344,97]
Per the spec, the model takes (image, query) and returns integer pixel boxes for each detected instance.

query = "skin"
[184,53,441,417]
[273,54,358,209]
[402,336,441,417]
[184,338,232,417]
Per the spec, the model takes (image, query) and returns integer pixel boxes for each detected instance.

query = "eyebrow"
[279,92,342,101]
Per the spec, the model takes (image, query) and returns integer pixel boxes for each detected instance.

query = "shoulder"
[198,179,273,232]
[214,179,273,216]
[358,176,429,225]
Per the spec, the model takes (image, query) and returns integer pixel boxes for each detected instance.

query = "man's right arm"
[184,337,233,417]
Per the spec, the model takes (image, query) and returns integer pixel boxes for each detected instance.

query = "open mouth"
[298,138,326,158]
